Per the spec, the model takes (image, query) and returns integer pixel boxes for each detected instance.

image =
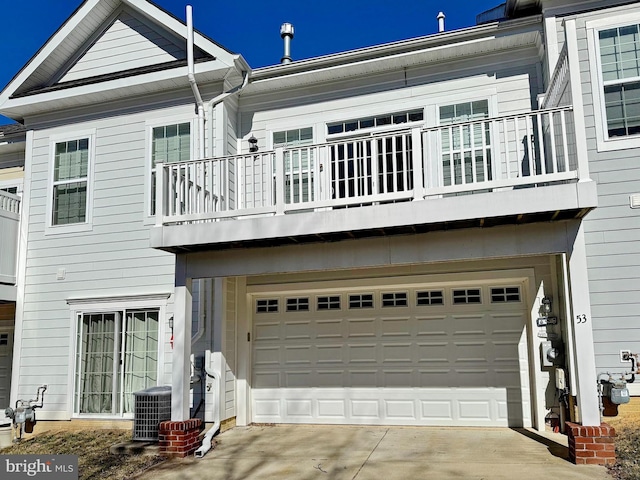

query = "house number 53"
[576,314,587,324]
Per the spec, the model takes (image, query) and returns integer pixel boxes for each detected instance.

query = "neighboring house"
[0,0,638,454]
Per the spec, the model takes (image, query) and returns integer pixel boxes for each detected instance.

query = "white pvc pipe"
[187,5,205,159]
[194,351,221,458]
[437,12,445,33]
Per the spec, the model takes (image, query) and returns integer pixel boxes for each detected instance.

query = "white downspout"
[206,71,249,157]
[194,349,221,458]
[187,5,205,159]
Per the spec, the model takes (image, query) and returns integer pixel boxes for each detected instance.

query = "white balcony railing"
[155,106,578,227]
[0,190,20,286]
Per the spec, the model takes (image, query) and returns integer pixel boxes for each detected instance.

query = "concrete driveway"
[141,425,612,480]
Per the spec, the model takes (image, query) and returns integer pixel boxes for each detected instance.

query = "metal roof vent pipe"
[280,23,294,64]
[437,12,446,33]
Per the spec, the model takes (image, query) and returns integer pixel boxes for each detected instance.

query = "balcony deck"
[0,190,20,299]
[150,106,597,253]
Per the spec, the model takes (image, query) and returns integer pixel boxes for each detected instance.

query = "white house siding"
[566,4,640,386]
[60,9,185,83]
[17,99,202,419]
[224,277,237,420]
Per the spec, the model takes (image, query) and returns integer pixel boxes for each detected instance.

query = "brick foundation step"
[566,422,616,466]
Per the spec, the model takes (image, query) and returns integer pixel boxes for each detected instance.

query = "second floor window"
[150,122,191,215]
[599,24,640,138]
[52,138,89,225]
[273,127,314,204]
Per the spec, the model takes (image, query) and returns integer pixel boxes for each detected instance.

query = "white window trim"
[45,129,96,235]
[67,292,170,419]
[144,116,196,224]
[587,12,640,152]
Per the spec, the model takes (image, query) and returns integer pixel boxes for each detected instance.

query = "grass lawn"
[606,415,640,480]
[0,429,165,480]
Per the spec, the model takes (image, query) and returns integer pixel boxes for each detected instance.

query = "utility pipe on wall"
[187,5,205,159]
[194,350,221,458]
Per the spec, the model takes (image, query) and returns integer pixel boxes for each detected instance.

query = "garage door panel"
[348,318,376,338]
[317,345,344,364]
[252,283,530,427]
[254,371,280,388]
[349,370,378,387]
[316,319,343,339]
[416,316,448,336]
[284,345,312,364]
[284,321,312,340]
[452,315,487,335]
[348,344,377,363]
[381,317,412,336]
[255,322,280,341]
[382,370,414,387]
[382,343,412,363]
[417,342,449,363]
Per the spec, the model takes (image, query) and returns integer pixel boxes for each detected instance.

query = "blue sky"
[0,0,503,124]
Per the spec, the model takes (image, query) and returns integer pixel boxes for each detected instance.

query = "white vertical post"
[275,147,285,214]
[411,128,425,200]
[172,255,192,421]
[564,19,591,182]
[567,223,600,426]
[155,163,164,227]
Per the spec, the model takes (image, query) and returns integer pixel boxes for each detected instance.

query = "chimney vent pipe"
[280,23,294,64]
[437,12,445,33]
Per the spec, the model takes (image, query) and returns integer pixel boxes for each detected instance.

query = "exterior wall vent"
[631,194,640,209]
[133,386,171,441]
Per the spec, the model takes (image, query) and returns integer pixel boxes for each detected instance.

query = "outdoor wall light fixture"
[248,135,259,152]
[168,316,174,329]
[541,296,552,316]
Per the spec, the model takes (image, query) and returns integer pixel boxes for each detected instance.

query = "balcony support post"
[172,255,192,421]
[564,19,591,182]
[565,223,600,426]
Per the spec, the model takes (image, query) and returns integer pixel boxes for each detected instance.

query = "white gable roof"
[0,0,249,120]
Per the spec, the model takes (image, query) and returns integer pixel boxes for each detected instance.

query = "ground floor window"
[74,309,159,415]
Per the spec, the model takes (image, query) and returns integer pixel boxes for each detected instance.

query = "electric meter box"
[610,386,630,405]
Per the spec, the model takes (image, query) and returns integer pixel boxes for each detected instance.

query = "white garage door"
[251,280,531,427]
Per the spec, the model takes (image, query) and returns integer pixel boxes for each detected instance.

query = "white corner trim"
[9,130,34,410]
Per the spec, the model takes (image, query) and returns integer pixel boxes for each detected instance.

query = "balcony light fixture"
[248,135,258,152]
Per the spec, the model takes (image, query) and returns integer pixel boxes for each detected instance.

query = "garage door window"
[452,288,482,304]
[382,292,408,307]
[416,290,444,306]
[490,287,521,303]
[0,334,7,346]
[349,294,374,309]
[286,298,309,312]
[317,296,341,310]
[256,299,278,313]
